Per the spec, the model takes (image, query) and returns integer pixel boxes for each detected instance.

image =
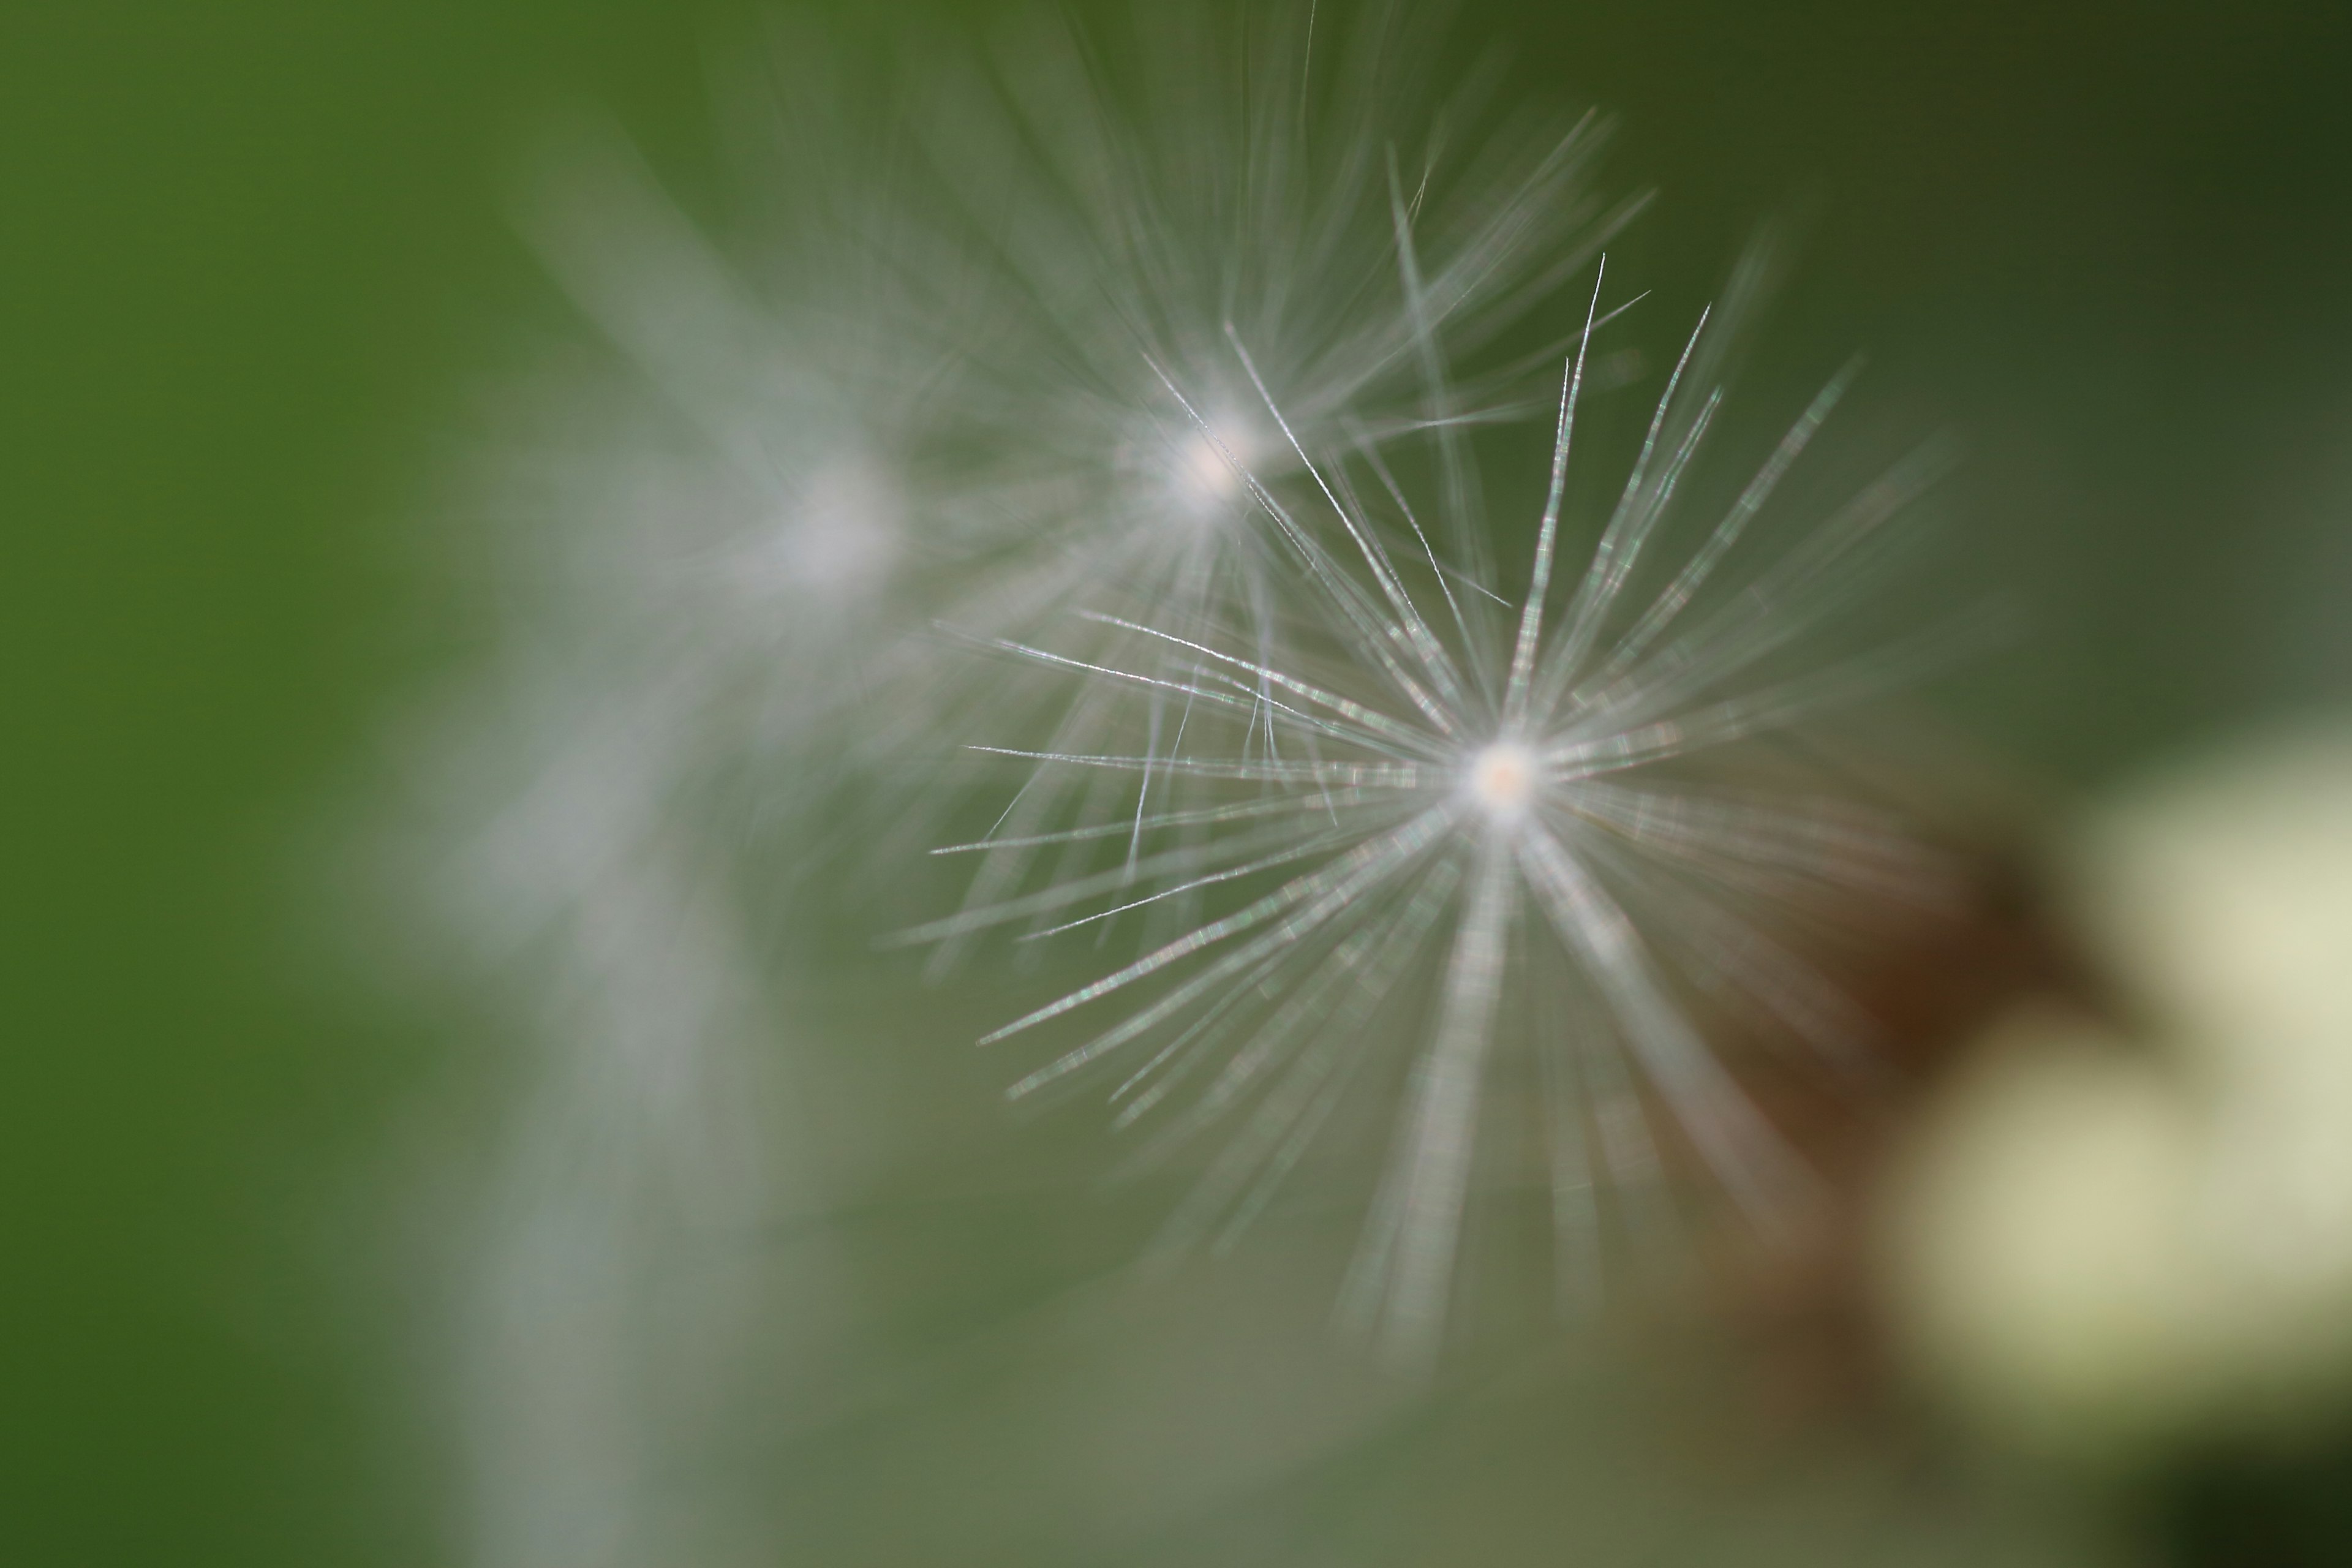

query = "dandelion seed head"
[896,0,1639,967]
[413,7,1677,1553]
[935,244,1969,1364]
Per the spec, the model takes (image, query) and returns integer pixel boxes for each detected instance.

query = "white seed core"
[1166,415,1259,520]
[777,457,903,598]
[1468,742,1537,818]
[1179,429,1242,502]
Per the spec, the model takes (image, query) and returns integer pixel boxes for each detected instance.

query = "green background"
[8,1,2352,1562]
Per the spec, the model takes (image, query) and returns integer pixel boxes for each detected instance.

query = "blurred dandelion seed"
[929,254,1968,1365]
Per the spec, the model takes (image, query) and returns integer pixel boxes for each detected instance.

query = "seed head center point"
[1469,742,1536,816]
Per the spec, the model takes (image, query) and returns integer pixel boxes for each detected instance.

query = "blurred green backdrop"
[7,2,2352,1563]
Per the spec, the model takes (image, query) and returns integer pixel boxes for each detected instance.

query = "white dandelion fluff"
[496,104,971,818]
[922,0,1635,545]
[922,250,1972,1363]
[486,3,1635,894]
[411,6,1642,1552]
[412,40,952,1567]
[900,0,1641,944]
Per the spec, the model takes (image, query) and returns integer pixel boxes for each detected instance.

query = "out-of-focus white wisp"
[922,251,1968,1366]
[422,45,951,1561]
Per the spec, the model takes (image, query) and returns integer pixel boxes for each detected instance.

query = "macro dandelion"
[416,6,1649,1555]
[920,251,1969,1363]
[893,0,1640,940]
[386,9,2007,1564]
[483,2,1635,891]
[918,0,1635,563]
